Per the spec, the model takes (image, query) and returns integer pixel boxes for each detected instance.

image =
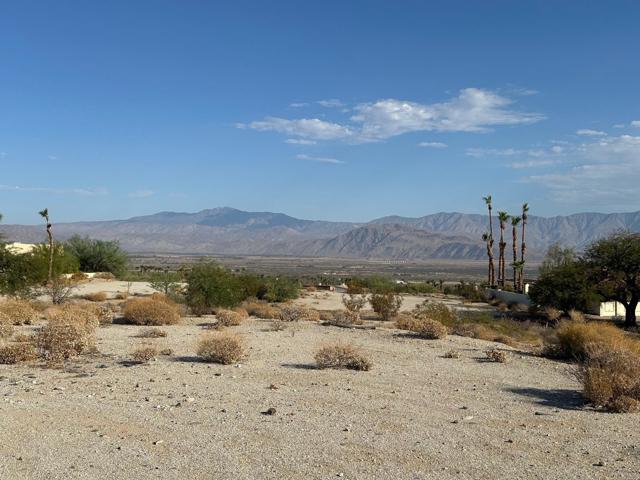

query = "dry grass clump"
[327,310,363,327]
[314,342,372,371]
[0,342,37,364]
[485,348,508,363]
[544,306,562,323]
[0,299,40,325]
[123,296,181,325]
[443,349,460,359]
[578,343,640,413]
[568,309,586,322]
[197,333,245,364]
[215,309,244,327]
[232,307,249,319]
[243,301,281,319]
[137,327,168,338]
[396,315,448,339]
[279,305,320,322]
[546,321,638,360]
[131,345,159,363]
[84,291,108,302]
[0,312,14,339]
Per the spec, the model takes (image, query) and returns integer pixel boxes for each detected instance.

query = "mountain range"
[2,207,639,261]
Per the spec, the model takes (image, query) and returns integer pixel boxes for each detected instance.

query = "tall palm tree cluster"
[482,196,529,293]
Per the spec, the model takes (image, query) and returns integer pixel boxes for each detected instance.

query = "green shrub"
[185,262,245,314]
[64,235,128,276]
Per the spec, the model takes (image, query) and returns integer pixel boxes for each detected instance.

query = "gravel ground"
[2,313,639,480]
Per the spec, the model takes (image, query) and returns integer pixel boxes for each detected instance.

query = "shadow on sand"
[506,386,585,410]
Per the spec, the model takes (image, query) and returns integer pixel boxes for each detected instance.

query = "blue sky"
[1,1,640,224]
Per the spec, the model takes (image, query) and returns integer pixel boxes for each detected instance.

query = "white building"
[593,301,640,318]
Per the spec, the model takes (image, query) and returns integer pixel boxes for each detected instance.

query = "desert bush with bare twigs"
[314,342,372,371]
[243,301,280,319]
[0,299,39,325]
[279,305,320,322]
[84,291,108,302]
[0,312,14,339]
[215,309,244,327]
[131,345,159,363]
[137,327,168,338]
[485,348,508,363]
[123,296,181,325]
[0,342,37,364]
[369,292,402,321]
[197,333,245,364]
[396,315,448,339]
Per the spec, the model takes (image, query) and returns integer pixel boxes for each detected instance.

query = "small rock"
[261,407,277,416]
[153,440,164,445]
[593,461,605,467]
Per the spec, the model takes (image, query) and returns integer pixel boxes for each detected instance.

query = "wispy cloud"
[128,189,155,198]
[576,128,606,136]
[466,147,547,158]
[240,88,544,143]
[508,159,554,169]
[631,120,640,128]
[418,141,447,148]
[317,99,344,108]
[0,185,108,196]
[285,138,317,145]
[289,102,309,108]
[295,154,344,164]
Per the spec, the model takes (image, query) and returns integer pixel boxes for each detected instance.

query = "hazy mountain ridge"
[1,207,639,260]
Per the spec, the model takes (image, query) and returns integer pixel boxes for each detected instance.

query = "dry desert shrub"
[328,310,363,327]
[84,291,108,302]
[485,348,508,363]
[578,343,640,413]
[243,301,280,319]
[215,309,244,327]
[35,304,100,362]
[13,332,34,343]
[268,320,286,331]
[137,327,168,338]
[0,312,14,339]
[279,305,320,322]
[0,299,40,325]
[0,342,37,364]
[232,307,249,319]
[70,272,89,282]
[94,272,116,280]
[197,333,245,364]
[443,349,460,359]
[369,292,403,321]
[412,301,457,325]
[123,296,181,325]
[314,343,372,371]
[397,315,448,339]
[131,345,159,363]
[159,348,173,356]
[546,321,638,360]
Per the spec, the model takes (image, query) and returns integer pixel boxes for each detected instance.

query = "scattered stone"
[262,407,277,416]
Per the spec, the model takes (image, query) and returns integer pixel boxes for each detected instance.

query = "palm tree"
[497,211,509,288]
[520,203,529,290]
[482,233,495,287]
[510,216,521,291]
[38,208,54,285]
[511,260,525,292]
[482,195,495,286]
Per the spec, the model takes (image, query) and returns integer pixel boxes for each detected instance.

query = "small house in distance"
[590,301,640,319]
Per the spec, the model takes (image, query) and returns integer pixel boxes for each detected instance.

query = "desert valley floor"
[1,284,639,480]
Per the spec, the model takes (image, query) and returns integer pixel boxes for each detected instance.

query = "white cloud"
[551,145,564,153]
[285,138,317,145]
[466,147,546,158]
[317,99,344,108]
[246,117,354,140]
[241,88,544,143]
[0,185,108,196]
[418,141,447,148]
[128,189,155,198]
[508,159,554,169]
[295,154,344,164]
[289,102,309,108]
[631,120,640,128]
[576,128,606,136]
[613,124,626,129]
[526,134,640,208]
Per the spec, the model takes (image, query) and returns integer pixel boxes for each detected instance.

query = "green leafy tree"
[584,232,640,327]
[529,246,599,313]
[64,235,128,276]
[185,262,245,314]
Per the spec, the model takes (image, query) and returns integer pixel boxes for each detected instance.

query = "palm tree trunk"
[520,219,526,290]
[512,226,517,291]
[46,223,53,285]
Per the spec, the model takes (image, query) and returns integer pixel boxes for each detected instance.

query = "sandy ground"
[2,304,640,479]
